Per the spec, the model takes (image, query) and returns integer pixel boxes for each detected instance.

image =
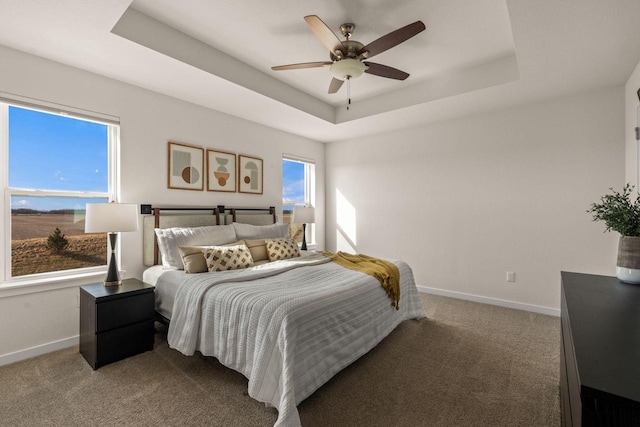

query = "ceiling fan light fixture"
[330,59,366,81]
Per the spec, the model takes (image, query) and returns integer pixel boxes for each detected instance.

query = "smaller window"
[282,157,315,245]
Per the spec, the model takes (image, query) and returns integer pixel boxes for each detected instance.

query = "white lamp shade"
[292,206,315,224]
[85,203,139,233]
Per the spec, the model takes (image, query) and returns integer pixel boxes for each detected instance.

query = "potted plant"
[588,183,640,283]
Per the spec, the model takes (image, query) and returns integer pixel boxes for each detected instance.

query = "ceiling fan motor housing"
[330,36,368,81]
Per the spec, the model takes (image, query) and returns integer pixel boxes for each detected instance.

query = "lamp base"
[103,233,122,287]
[301,223,308,251]
[103,279,122,287]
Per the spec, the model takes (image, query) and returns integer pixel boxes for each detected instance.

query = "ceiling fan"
[272,15,426,98]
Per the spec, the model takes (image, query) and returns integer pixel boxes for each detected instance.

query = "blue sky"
[9,106,108,211]
[282,159,305,210]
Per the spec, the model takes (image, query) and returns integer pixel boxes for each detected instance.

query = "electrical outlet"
[506,271,516,282]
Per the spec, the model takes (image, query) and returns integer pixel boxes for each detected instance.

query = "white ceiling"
[1,0,640,142]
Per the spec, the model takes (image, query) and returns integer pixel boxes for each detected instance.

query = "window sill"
[0,268,108,298]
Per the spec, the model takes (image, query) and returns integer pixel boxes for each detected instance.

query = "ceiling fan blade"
[358,21,426,59]
[328,78,345,94]
[304,15,345,55]
[364,62,410,80]
[271,62,332,71]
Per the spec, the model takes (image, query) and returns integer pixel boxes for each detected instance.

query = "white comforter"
[168,252,425,427]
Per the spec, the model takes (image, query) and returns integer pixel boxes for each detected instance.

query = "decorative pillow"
[266,238,301,261]
[178,240,247,273]
[155,224,237,269]
[233,222,290,240]
[203,244,254,272]
[244,239,269,262]
[177,245,209,274]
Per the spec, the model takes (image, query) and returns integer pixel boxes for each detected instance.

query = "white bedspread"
[168,252,425,427]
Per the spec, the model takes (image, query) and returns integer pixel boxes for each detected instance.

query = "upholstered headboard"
[143,206,276,266]
[222,207,277,225]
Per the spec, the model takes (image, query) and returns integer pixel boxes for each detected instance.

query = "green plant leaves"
[46,227,69,253]
[587,183,640,236]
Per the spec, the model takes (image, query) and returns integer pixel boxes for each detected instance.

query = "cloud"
[283,178,305,201]
[12,199,30,208]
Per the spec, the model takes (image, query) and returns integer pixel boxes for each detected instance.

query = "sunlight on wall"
[336,189,356,252]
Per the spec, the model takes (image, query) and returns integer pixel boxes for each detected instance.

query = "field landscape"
[11,211,105,277]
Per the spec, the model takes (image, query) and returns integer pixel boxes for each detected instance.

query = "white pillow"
[155,224,237,269]
[233,222,290,240]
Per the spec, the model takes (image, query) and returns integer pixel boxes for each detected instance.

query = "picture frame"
[238,155,263,194]
[207,149,236,192]
[167,141,204,191]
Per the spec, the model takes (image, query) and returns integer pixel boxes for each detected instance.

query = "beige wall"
[326,86,624,313]
[0,45,325,363]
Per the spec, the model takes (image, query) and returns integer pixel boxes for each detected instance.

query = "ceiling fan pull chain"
[347,76,351,110]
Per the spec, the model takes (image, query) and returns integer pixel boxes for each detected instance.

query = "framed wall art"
[167,141,204,191]
[207,149,236,192]
[238,155,263,194]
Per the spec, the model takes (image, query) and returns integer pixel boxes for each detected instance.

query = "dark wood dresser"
[79,278,155,369]
[561,272,640,426]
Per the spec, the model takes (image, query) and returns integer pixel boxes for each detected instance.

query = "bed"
[142,206,425,427]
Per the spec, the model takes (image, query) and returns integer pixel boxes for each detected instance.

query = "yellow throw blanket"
[322,251,400,310]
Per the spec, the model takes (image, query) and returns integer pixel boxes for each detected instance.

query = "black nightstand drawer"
[80,279,155,369]
[96,292,155,332]
[96,319,154,367]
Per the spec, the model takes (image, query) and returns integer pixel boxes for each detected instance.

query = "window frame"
[282,155,316,246]
[0,99,120,285]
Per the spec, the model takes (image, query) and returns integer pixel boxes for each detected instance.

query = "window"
[282,156,315,246]
[1,101,119,281]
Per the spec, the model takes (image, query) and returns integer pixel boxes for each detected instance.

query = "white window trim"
[0,99,121,289]
[0,103,8,283]
[283,155,316,246]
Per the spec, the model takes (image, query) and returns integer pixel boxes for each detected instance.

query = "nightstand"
[79,278,155,369]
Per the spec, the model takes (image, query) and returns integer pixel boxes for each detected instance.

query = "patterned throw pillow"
[266,238,301,261]
[203,245,254,272]
[178,240,247,274]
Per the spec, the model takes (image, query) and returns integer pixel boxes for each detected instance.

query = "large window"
[282,156,315,246]
[1,102,118,281]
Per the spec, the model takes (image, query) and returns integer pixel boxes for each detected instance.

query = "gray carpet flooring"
[0,294,560,426]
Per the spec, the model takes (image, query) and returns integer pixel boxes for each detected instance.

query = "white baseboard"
[416,285,560,317]
[0,335,78,367]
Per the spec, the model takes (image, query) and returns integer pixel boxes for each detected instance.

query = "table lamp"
[85,202,139,286]
[293,206,315,251]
